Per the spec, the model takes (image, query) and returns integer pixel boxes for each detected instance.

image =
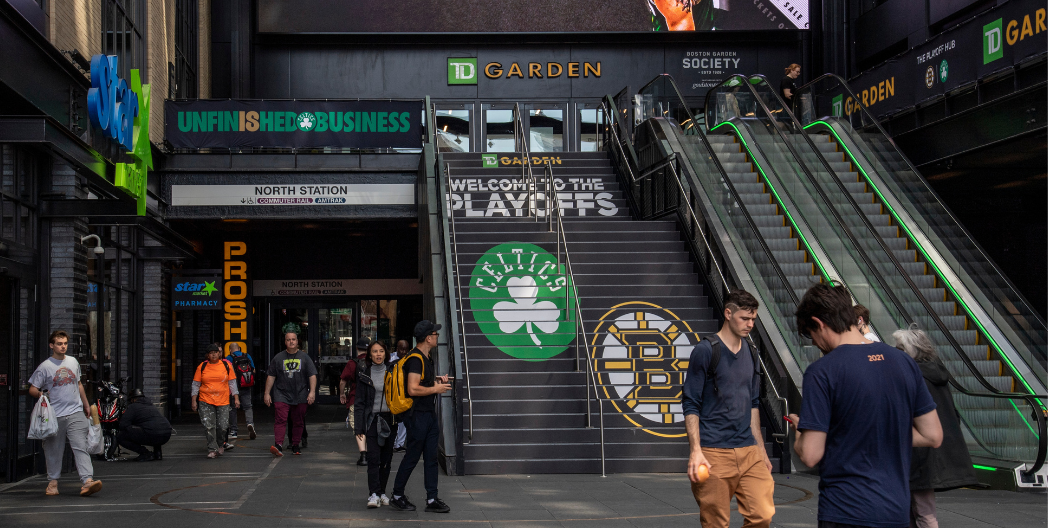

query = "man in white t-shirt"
[28,330,102,497]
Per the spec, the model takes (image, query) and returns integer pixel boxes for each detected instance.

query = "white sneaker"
[380,494,390,506]
[367,494,380,508]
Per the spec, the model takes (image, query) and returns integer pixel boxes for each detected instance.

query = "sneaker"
[425,498,450,513]
[393,446,406,453]
[270,444,283,457]
[80,479,102,497]
[45,480,59,496]
[223,442,236,451]
[247,424,256,440]
[217,446,225,456]
[292,444,301,455]
[367,494,380,508]
[207,451,219,459]
[380,494,390,506]
[228,432,238,439]
[388,495,416,511]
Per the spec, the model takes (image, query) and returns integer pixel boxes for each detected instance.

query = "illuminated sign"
[171,276,224,310]
[223,242,249,356]
[88,55,151,216]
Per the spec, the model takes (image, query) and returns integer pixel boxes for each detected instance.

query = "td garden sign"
[165,100,423,149]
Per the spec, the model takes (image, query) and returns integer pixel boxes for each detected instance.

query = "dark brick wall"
[140,235,169,413]
[47,161,89,361]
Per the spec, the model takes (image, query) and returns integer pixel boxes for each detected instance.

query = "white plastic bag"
[27,394,58,440]
[86,423,104,455]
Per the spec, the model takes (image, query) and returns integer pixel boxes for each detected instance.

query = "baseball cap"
[413,320,442,341]
[355,336,371,351]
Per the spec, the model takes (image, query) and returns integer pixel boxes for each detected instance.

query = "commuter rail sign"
[165,100,423,149]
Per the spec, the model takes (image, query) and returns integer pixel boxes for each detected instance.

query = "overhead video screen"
[258,0,809,33]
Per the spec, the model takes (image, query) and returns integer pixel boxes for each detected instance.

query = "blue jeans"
[392,410,439,500]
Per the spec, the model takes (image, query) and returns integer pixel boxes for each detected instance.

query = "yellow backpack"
[384,352,424,415]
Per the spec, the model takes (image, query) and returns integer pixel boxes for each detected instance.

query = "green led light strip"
[804,120,1039,401]
[710,121,832,284]
[972,464,997,471]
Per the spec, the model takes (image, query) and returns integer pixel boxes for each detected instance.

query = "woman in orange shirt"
[192,344,240,458]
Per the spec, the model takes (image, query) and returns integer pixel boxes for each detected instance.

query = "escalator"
[620,74,1047,488]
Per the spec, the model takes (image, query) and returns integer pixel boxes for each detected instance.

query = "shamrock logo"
[469,242,576,360]
[493,276,561,345]
[296,112,316,131]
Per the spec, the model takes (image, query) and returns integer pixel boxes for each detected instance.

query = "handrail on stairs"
[513,103,540,219]
[443,161,474,442]
[543,159,608,477]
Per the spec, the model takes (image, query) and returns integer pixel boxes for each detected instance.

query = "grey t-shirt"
[266,351,317,405]
[371,364,387,413]
[28,356,83,418]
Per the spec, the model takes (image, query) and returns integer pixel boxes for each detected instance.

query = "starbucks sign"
[468,243,577,360]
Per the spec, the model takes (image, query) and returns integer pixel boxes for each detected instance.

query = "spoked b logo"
[448,58,478,85]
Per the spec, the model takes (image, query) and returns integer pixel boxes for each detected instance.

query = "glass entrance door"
[316,307,354,400]
[525,103,566,152]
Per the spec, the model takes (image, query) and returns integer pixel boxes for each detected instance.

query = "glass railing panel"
[795,76,1047,382]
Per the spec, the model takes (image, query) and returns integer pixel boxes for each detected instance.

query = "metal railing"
[512,103,540,218]
[442,161,474,442]
[703,74,1047,476]
[540,159,608,476]
[602,92,793,457]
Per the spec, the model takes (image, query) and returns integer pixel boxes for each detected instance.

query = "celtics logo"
[591,302,696,437]
[469,243,576,360]
[296,112,317,131]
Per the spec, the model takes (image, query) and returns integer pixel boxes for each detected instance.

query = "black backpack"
[199,360,231,378]
[231,354,255,387]
[703,334,762,395]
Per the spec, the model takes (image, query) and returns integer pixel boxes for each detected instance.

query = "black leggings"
[366,412,395,495]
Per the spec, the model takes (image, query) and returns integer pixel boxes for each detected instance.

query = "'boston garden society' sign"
[165,100,423,149]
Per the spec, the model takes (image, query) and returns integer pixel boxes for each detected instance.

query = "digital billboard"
[258,0,809,33]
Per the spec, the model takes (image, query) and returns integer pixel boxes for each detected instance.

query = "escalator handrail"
[793,73,1048,336]
[632,74,821,299]
[707,74,1048,475]
[706,73,1029,399]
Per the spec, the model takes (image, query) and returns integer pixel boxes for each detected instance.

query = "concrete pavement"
[0,405,1043,527]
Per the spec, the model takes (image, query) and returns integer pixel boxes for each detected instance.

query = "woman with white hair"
[892,326,978,528]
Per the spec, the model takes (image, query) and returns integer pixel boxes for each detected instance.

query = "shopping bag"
[86,423,105,455]
[27,394,58,440]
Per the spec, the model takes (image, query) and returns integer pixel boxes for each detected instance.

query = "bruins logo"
[591,302,696,438]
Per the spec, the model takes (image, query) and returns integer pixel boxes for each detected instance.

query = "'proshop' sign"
[165,100,423,149]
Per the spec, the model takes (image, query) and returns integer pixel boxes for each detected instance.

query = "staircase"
[443,151,782,474]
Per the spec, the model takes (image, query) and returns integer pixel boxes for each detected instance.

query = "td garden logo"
[468,243,577,360]
[591,302,696,437]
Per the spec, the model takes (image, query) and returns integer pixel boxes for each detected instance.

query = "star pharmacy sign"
[591,302,696,437]
[468,243,577,360]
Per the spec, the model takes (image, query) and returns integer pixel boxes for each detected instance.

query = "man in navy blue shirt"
[789,284,942,528]
[682,290,774,528]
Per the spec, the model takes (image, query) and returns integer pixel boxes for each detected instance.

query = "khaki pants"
[691,444,775,528]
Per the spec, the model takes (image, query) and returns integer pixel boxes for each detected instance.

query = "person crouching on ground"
[117,389,172,461]
[893,327,977,528]
[264,328,317,456]
[682,290,775,528]
[356,340,395,508]
[192,343,239,458]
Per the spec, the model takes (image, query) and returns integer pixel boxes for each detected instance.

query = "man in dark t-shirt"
[389,320,452,514]
[789,284,942,528]
[682,290,774,527]
[780,63,800,107]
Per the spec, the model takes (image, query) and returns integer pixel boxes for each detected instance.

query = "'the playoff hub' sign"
[165,100,423,149]
[171,276,223,310]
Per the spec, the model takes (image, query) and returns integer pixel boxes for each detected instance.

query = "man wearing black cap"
[389,320,452,513]
[117,389,172,462]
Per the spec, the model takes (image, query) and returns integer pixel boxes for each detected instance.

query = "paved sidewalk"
[1,406,1043,527]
